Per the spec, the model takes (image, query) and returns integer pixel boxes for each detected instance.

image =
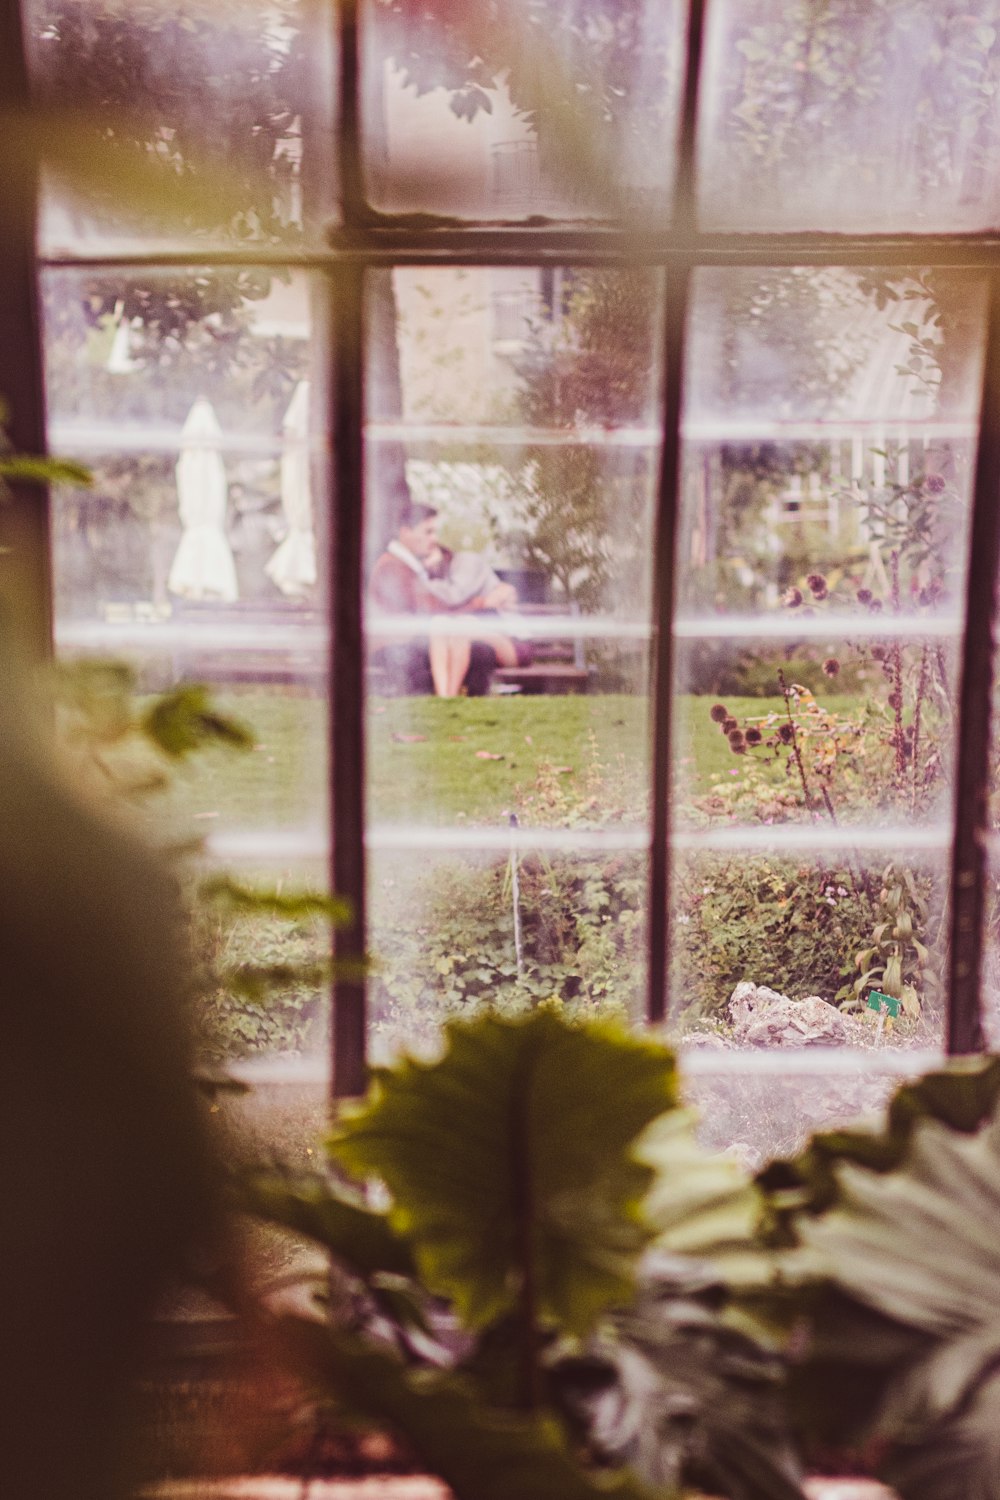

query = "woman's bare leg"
[446,638,472,695]
[429,634,451,696]
[429,635,473,696]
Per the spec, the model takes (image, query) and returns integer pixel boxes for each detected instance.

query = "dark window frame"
[6,0,999,1094]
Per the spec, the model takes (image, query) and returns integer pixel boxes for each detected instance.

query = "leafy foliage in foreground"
[764,1060,1000,1500]
[243,1010,804,1500]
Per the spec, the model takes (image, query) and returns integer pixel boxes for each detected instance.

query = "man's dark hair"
[398,501,438,531]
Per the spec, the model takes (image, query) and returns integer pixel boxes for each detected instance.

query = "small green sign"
[867,989,901,1018]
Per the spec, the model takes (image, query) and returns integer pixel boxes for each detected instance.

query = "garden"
[61,613,971,1067]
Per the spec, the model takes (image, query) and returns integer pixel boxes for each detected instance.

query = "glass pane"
[682,1052,939,1165]
[193,851,332,1063]
[682,268,987,624]
[674,631,962,833]
[699,0,1000,231]
[669,844,949,1051]
[368,844,649,1060]
[364,265,662,834]
[361,0,685,219]
[26,0,337,252]
[45,265,331,1060]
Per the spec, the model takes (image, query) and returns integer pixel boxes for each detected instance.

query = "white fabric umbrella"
[265,379,317,597]
[167,397,239,601]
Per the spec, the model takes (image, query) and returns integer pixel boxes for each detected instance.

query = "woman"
[424,545,532,697]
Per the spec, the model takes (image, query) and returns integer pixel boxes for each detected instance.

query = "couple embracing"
[369,502,532,696]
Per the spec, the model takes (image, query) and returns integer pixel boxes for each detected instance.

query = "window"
[6,0,1000,1161]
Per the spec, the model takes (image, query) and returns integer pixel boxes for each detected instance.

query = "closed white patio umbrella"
[265,379,317,597]
[167,397,239,601]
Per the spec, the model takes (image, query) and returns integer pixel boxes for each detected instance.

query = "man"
[369,502,498,695]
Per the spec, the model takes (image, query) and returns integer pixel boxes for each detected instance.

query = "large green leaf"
[236,1169,415,1281]
[639,1110,772,1289]
[792,1111,1000,1493]
[758,1055,1000,1233]
[276,1315,656,1500]
[555,1267,805,1500]
[140,684,254,759]
[802,1114,1000,1339]
[329,1012,678,1336]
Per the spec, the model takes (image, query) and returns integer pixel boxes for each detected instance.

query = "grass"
[154,685,868,837]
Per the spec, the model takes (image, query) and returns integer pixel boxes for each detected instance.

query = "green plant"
[756,1056,1000,1500]
[846,862,944,1018]
[240,1009,802,1500]
[672,855,879,1025]
[371,851,647,1050]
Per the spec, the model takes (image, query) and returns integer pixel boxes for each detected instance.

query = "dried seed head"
[722,716,739,735]
[856,587,873,604]
[783,587,804,608]
[709,703,729,723]
[806,572,828,597]
[822,657,840,677]
[728,730,746,754]
[871,645,887,662]
[745,726,763,745]
[926,473,946,494]
[777,722,795,744]
[888,691,902,711]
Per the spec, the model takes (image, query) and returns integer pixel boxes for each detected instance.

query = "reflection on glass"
[368,846,649,1061]
[673,635,962,831]
[669,848,949,1050]
[699,0,1000,231]
[682,269,986,619]
[27,0,337,251]
[362,0,684,218]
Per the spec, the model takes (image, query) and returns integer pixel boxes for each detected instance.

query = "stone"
[727,981,854,1047]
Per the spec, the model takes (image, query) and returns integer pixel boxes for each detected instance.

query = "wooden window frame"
[7,0,999,1096]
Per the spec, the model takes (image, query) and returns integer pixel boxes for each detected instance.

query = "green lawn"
[155,685,864,837]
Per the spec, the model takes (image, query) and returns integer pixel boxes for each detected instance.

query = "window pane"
[362,0,684,219]
[670,844,949,1049]
[364,265,662,834]
[674,631,962,833]
[682,1051,940,1166]
[368,844,649,1060]
[362,264,662,1045]
[682,268,987,623]
[26,0,337,252]
[44,266,331,1061]
[666,265,985,1055]
[699,0,1000,231]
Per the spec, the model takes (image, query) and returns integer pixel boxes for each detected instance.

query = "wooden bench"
[165,598,590,696]
[491,603,589,695]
